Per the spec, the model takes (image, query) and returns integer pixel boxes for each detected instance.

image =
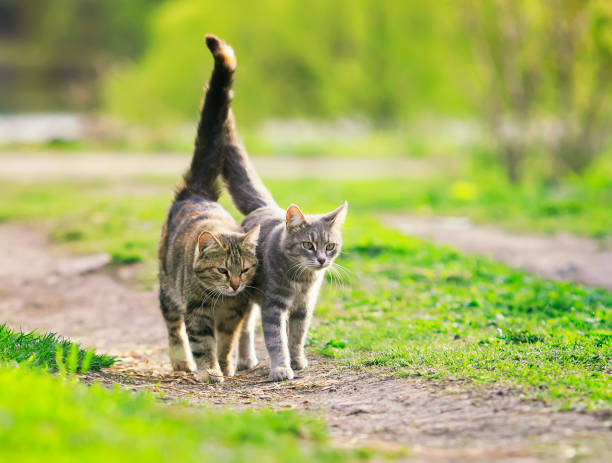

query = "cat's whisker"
[333,262,353,276]
[200,289,217,307]
[244,285,265,295]
[296,263,310,280]
[327,265,345,290]
[331,265,352,282]
[288,261,309,280]
[287,261,306,279]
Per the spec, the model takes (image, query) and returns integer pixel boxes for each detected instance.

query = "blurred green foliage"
[102,0,475,124]
[102,0,611,130]
[0,0,162,110]
[462,0,612,178]
[99,0,611,178]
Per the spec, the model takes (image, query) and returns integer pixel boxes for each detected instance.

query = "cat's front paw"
[237,356,258,371]
[220,362,236,378]
[269,366,294,382]
[196,368,224,384]
[291,356,308,371]
[171,359,196,372]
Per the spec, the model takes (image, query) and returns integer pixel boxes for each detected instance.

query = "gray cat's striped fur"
[216,38,348,381]
[158,35,259,383]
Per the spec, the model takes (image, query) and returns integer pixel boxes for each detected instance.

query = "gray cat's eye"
[241,267,250,274]
[326,243,336,251]
[217,268,228,274]
[302,242,314,250]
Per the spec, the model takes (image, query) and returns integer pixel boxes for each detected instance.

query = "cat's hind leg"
[288,306,313,371]
[160,288,195,372]
[237,301,259,371]
[261,291,294,381]
[185,302,223,383]
[215,306,246,377]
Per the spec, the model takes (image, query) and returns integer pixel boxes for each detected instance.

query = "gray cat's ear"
[286,204,307,232]
[197,231,224,253]
[240,225,260,248]
[322,201,348,230]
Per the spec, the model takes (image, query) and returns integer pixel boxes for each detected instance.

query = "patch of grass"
[264,173,612,239]
[0,324,115,372]
[0,364,350,462]
[311,220,612,410]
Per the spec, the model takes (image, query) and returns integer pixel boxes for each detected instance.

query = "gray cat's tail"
[215,50,277,214]
[178,34,237,201]
[222,142,278,215]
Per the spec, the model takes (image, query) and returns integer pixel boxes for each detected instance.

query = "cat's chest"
[289,273,324,309]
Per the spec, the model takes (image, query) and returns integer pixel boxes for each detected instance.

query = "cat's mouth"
[308,261,331,270]
[220,286,244,296]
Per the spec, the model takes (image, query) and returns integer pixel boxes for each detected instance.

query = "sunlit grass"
[0,364,349,462]
[313,221,612,410]
[0,324,115,372]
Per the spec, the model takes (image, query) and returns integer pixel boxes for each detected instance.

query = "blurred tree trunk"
[460,0,611,181]
[462,0,538,182]
[549,1,611,175]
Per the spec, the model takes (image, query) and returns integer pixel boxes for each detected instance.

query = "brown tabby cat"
[157,35,259,383]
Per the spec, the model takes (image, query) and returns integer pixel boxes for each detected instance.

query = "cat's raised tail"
[179,34,237,202]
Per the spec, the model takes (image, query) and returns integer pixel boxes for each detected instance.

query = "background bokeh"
[1,0,610,181]
[1,3,612,458]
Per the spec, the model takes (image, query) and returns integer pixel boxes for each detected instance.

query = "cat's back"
[159,193,239,274]
[169,194,236,233]
[242,206,284,241]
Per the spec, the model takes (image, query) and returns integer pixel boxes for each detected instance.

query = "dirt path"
[386,215,612,290]
[1,223,610,462]
[0,151,434,181]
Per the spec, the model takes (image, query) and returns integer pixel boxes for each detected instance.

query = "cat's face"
[283,202,348,271]
[193,225,259,296]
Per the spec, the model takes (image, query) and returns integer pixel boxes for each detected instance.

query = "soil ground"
[385,215,612,290]
[1,223,610,462]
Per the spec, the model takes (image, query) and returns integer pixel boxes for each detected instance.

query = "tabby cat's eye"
[241,267,250,274]
[326,243,336,251]
[217,268,228,274]
[302,242,314,250]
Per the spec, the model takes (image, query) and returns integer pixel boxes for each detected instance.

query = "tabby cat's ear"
[240,225,260,248]
[286,204,307,232]
[322,201,348,231]
[197,231,224,253]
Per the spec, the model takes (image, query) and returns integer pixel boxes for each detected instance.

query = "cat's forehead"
[225,235,256,260]
[199,233,255,262]
[299,219,340,241]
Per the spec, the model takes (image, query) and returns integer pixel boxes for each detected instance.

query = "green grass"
[0,364,350,462]
[312,220,611,410]
[1,173,610,409]
[0,324,115,372]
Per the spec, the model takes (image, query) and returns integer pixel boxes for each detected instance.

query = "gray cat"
[211,37,349,381]
[158,35,260,383]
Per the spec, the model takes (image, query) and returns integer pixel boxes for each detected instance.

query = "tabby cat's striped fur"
[158,35,259,383]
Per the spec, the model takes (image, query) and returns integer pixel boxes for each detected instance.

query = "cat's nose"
[317,257,326,265]
[230,278,240,291]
